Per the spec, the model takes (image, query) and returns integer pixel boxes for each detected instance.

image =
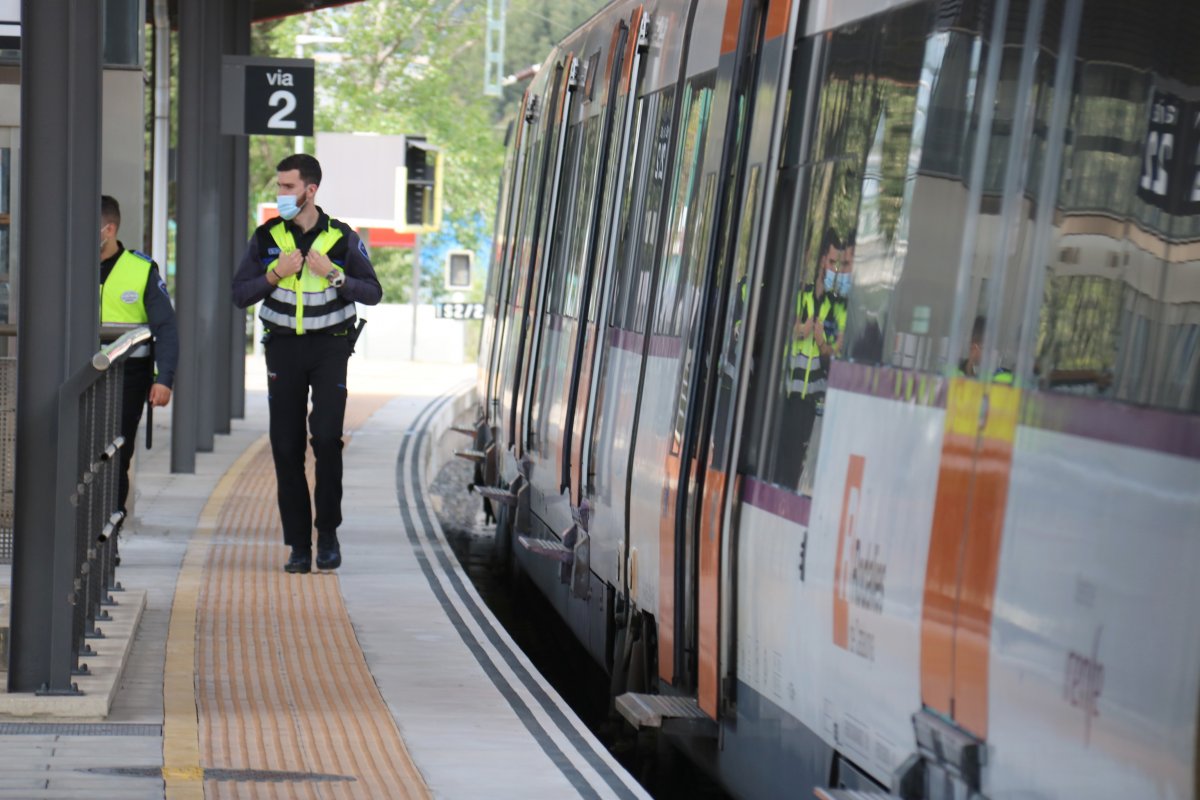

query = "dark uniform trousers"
[265,332,351,548]
[118,357,155,514]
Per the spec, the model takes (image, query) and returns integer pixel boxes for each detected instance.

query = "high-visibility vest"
[258,221,355,335]
[786,291,846,398]
[100,249,153,357]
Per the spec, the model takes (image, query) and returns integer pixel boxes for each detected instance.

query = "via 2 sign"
[244,64,315,137]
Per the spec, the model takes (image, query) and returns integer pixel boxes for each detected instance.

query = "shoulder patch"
[358,239,369,259]
[266,246,281,256]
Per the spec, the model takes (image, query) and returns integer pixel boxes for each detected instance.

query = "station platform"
[0,357,650,800]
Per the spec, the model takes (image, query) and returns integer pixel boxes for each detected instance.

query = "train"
[467,0,1200,796]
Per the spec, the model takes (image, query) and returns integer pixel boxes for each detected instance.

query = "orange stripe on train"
[920,379,1019,739]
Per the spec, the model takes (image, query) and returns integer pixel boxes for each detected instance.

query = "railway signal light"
[397,136,444,234]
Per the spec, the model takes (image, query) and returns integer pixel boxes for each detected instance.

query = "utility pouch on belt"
[348,319,367,355]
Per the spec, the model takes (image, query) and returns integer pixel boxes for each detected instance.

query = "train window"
[757,0,992,491]
[1029,0,1200,412]
[653,80,715,339]
[529,116,599,454]
[611,86,676,334]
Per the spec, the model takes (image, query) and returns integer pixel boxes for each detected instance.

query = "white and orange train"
[470,0,1200,796]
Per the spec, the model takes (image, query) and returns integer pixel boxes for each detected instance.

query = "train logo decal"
[1064,625,1105,746]
[833,454,888,661]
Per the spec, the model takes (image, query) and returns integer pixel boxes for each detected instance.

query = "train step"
[615,693,714,736]
[449,425,477,436]
[814,791,892,800]
[454,448,486,462]
[517,535,573,562]
[475,486,517,506]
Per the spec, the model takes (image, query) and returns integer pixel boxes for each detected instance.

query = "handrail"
[94,328,153,370]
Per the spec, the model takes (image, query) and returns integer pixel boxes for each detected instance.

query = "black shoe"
[316,532,341,571]
[284,548,312,574]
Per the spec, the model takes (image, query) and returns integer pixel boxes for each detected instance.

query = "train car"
[473,0,1200,797]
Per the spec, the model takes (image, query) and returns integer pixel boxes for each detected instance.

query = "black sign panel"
[244,64,314,136]
[1137,91,1200,216]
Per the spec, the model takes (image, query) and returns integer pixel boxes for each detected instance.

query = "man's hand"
[275,249,304,278]
[149,384,172,408]
[305,249,335,279]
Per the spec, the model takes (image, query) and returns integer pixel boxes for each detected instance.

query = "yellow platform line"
[163,435,270,800]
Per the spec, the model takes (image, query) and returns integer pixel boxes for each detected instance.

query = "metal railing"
[2,325,150,692]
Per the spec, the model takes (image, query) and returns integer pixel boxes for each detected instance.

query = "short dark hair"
[821,226,842,255]
[101,195,121,229]
[276,153,322,186]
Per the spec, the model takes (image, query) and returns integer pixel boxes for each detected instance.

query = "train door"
[917,0,1084,772]
[662,0,773,717]
[480,121,521,407]
[516,58,579,454]
[485,98,531,426]
[577,15,650,505]
[561,10,641,499]
[494,73,562,447]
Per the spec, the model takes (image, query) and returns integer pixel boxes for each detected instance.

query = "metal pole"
[410,234,422,361]
[9,0,103,693]
[172,0,205,472]
[151,0,170,272]
[229,0,251,421]
[195,0,223,451]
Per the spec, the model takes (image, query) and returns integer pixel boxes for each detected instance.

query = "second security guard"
[231,154,383,574]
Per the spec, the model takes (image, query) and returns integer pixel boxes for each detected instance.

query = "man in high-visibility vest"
[100,195,179,526]
[777,228,849,487]
[231,154,383,574]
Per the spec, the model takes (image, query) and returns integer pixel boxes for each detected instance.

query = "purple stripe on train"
[829,360,1200,459]
[829,361,949,407]
[1020,391,1200,460]
[606,326,684,359]
[742,477,811,526]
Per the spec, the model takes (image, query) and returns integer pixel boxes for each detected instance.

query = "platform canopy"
[155,0,366,26]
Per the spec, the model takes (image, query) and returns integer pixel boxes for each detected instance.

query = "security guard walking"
[100,195,179,526]
[231,154,383,574]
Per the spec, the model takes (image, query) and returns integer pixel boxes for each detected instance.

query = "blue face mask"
[825,271,852,296]
[276,193,306,221]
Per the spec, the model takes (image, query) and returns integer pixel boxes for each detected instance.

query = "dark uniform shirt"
[230,208,383,332]
[100,243,180,389]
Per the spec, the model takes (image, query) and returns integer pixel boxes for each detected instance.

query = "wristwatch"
[328,268,346,288]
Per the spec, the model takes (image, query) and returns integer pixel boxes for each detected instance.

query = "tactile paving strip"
[194,394,430,800]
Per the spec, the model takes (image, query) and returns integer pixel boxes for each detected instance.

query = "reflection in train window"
[1033,0,1200,412]
[757,0,991,491]
[653,79,714,340]
[611,86,675,334]
[530,115,600,455]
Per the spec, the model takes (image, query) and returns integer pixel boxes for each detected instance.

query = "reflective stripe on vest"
[262,222,352,334]
[100,249,153,357]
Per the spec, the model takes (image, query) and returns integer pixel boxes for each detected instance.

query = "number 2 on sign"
[268,90,298,130]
